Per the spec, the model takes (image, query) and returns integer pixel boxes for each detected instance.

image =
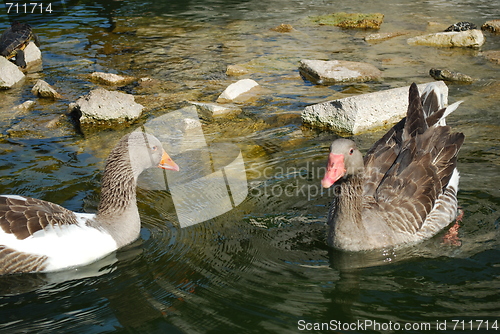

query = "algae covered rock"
[309,12,384,29]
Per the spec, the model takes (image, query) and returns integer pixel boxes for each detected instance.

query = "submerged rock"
[309,12,384,29]
[429,68,474,83]
[32,79,61,99]
[364,31,408,43]
[226,64,250,76]
[407,29,485,47]
[68,88,143,129]
[90,72,135,86]
[482,20,500,33]
[217,79,259,102]
[299,59,382,85]
[0,56,24,88]
[301,81,448,134]
[270,24,294,33]
[482,50,500,64]
[190,101,240,117]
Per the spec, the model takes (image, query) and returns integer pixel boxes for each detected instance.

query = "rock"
[309,12,384,29]
[301,81,448,134]
[364,31,408,42]
[90,72,135,85]
[270,24,294,33]
[444,22,477,32]
[32,79,62,99]
[190,101,240,117]
[299,59,382,85]
[68,88,143,128]
[14,100,35,111]
[482,50,500,64]
[217,79,259,102]
[407,29,485,48]
[226,64,250,76]
[429,68,474,83]
[0,56,25,89]
[482,20,500,33]
[23,42,42,66]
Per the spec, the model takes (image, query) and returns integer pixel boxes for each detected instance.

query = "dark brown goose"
[0,132,179,275]
[322,83,464,251]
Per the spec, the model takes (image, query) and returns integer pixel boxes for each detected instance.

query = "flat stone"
[0,56,24,89]
[23,42,42,66]
[32,79,61,99]
[309,12,384,29]
[69,88,143,127]
[481,20,500,33]
[482,50,500,64]
[90,72,135,85]
[429,68,474,83]
[301,81,448,134]
[407,29,485,48]
[217,79,259,102]
[299,59,382,85]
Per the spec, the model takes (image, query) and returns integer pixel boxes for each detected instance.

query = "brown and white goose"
[322,83,464,251]
[0,132,179,275]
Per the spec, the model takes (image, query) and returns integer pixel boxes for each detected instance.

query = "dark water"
[0,0,499,333]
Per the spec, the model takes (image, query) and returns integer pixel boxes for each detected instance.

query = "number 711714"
[6,3,53,14]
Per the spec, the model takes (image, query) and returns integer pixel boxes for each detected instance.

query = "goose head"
[127,132,179,177]
[321,139,364,188]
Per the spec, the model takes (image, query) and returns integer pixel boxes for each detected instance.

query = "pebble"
[301,81,448,134]
[299,59,382,85]
[364,31,408,43]
[32,79,62,99]
[226,64,250,76]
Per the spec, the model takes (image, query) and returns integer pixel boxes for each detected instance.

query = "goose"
[322,83,464,251]
[0,132,179,275]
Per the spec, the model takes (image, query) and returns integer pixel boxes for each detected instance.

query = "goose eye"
[152,146,158,151]
[349,148,354,155]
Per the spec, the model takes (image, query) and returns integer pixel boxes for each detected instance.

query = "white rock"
[24,42,42,65]
[301,81,448,134]
[32,79,61,99]
[217,79,259,102]
[299,59,382,85]
[0,56,25,88]
[69,88,143,126]
[407,29,485,48]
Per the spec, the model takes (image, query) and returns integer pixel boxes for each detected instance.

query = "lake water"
[0,0,499,333]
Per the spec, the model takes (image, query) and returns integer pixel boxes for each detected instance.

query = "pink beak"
[321,153,346,188]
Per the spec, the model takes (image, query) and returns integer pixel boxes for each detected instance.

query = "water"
[0,0,499,333]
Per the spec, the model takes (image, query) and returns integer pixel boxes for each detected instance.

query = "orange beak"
[321,153,346,188]
[158,150,179,171]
